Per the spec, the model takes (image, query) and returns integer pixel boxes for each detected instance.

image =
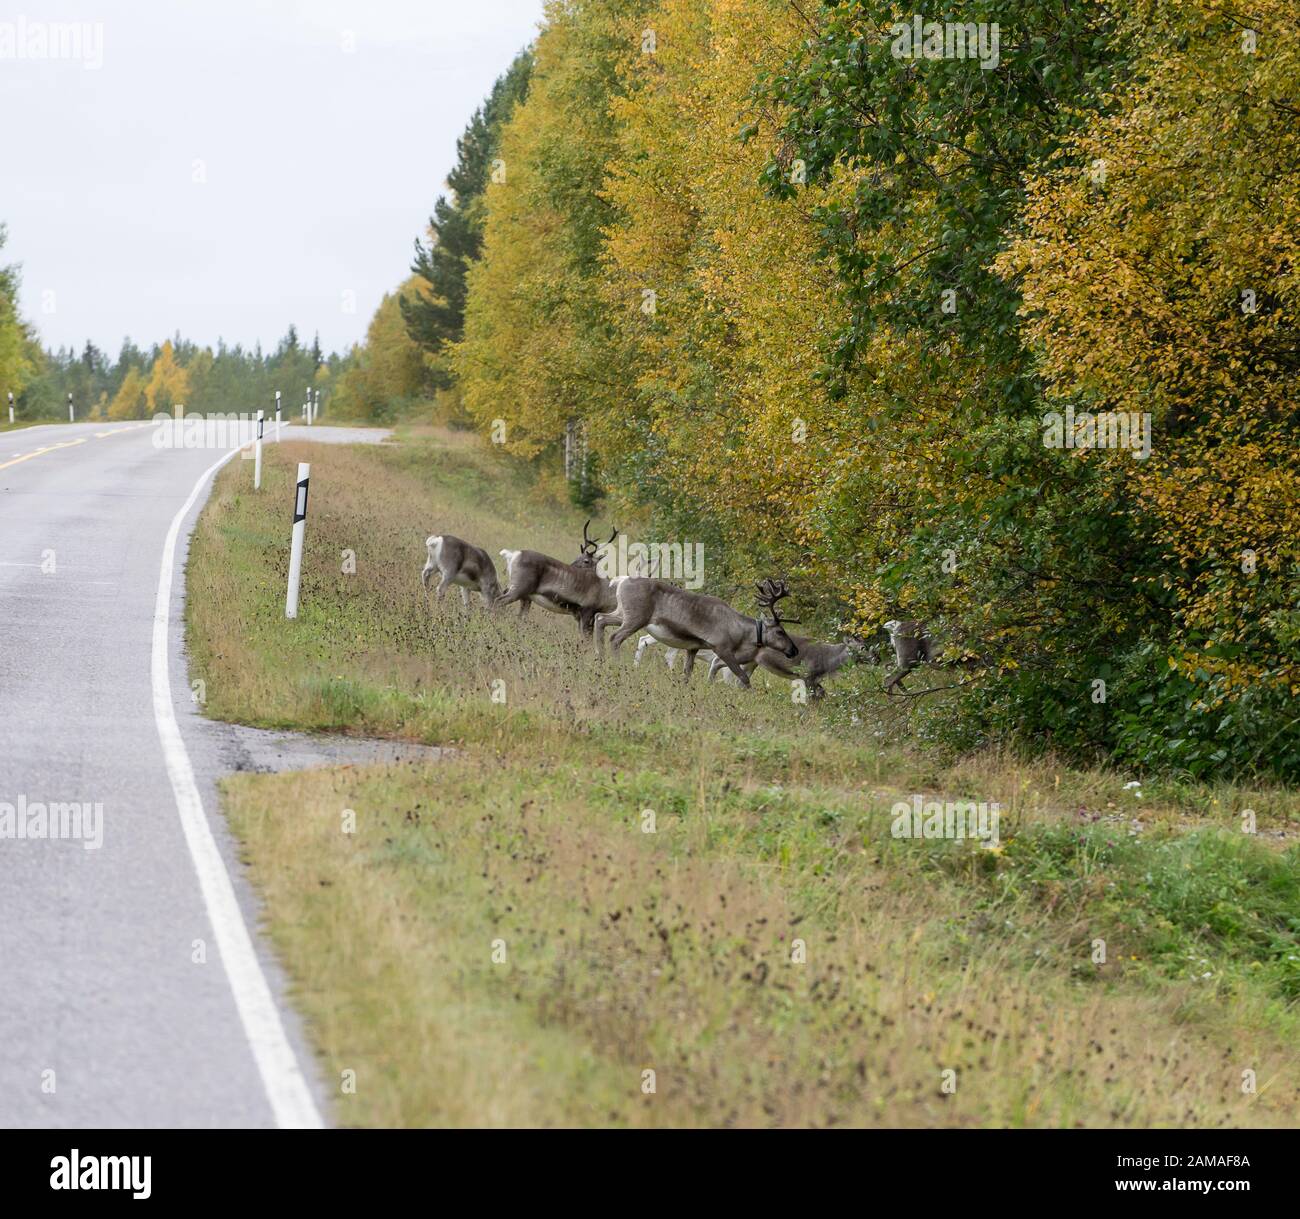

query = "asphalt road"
[0,417,386,1128]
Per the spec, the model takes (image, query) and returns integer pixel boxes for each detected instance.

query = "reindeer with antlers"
[595,576,800,685]
[496,519,619,636]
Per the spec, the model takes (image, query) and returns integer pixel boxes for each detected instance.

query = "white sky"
[0,0,544,357]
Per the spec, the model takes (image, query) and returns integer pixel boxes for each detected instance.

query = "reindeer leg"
[706,654,725,682]
[435,572,453,602]
[885,664,913,695]
[681,649,698,680]
[594,611,623,657]
[420,563,435,594]
[710,646,752,688]
[607,615,649,655]
[495,575,535,613]
[459,586,470,609]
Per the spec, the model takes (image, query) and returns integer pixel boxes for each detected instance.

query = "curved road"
[0,418,376,1128]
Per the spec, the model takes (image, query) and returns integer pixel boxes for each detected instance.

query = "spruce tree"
[401,50,532,383]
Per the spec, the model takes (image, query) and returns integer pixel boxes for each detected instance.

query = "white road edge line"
[151,444,324,1129]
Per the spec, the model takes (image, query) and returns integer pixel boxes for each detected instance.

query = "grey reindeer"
[707,633,868,698]
[496,519,619,636]
[421,534,501,608]
[595,576,800,685]
[883,619,937,693]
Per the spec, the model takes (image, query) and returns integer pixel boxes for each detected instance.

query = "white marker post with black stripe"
[285,462,310,619]
[275,390,282,441]
[254,409,264,489]
[7,392,13,425]
[67,392,74,423]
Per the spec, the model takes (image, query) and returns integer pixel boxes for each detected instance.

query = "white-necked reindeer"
[421,534,501,608]
[883,619,937,693]
[707,633,867,697]
[497,520,619,636]
[596,577,800,685]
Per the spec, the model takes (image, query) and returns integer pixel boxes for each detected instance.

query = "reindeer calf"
[709,634,866,697]
[883,619,936,693]
[421,534,501,608]
[635,635,744,685]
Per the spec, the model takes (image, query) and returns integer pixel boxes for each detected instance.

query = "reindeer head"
[844,635,871,662]
[755,577,800,659]
[573,519,618,570]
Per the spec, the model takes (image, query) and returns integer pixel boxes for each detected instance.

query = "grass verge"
[191,426,1300,1126]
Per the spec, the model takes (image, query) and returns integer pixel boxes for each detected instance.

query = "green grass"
[191,425,1300,1127]
[0,417,62,433]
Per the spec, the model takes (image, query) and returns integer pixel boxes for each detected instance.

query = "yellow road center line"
[0,436,89,472]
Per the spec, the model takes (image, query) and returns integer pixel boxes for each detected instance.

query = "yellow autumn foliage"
[1000,0,1300,697]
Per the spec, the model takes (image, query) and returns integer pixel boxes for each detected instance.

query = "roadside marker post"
[314,388,321,423]
[68,392,74,423]
[7,392,13,424]
[254,410,264,490]
[275,390,282,441]
[285,462,310,619]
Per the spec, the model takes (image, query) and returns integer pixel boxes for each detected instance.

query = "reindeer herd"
[421,521,936,697]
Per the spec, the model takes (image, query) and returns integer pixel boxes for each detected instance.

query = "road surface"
[0,418,385,1128]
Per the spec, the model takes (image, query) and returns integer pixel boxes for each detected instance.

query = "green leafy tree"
[0,224,37,406]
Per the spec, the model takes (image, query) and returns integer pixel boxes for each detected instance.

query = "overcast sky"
[0,0,544,357]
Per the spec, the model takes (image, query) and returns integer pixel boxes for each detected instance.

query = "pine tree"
[401,50,532,383]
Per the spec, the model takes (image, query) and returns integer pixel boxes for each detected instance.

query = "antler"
[578,521,615,563]
[755,577,800,623]
[578,519,606,558]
